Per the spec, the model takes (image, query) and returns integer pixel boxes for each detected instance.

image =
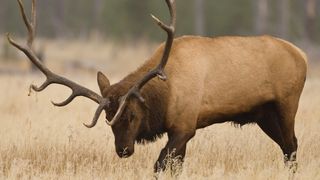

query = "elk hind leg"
[257,104,286,158]
[257,101,298,172]
[277,98,300,172]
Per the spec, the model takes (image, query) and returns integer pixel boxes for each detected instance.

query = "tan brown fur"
[98,35,307,172]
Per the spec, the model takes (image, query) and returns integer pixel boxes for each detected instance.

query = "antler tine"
[151,0,176,34]
[105,0,176,126]
[8,0,107,128]
[84,98,110,128]
[30,0,37,45]
[51,93,77,107]
[31,0,37,26]
[16,0,35,47]
[149,0,176,81]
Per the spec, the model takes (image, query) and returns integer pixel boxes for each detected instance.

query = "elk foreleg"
[154,131,195,174]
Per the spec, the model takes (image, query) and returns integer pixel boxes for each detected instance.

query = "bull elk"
[8,0,307,174]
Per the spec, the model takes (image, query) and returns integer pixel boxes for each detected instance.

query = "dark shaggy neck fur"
[135,79,169,144]
[112,59,170,144]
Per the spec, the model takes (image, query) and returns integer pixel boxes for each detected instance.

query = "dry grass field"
[0,39,320,179]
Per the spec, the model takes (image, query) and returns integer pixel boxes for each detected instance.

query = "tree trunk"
[279,0,289,39]
[194,0,205,36]
[254,0,268,34]
[92,0,103,32]
[0,0,8,33]
[305,0,317,41]
[51,0,65,37]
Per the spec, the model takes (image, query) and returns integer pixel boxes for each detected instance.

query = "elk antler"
[105,0,176,126]
[7,0,109,128]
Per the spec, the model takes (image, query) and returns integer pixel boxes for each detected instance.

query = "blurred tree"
[0,0,320,43]
[194,0,206,35]
[279,0,289,39]
[254,0,268,34]
[4,0,24,35]
[205,0,252,37]
[305,0,317,41]
[127,1,149,38]
[92,0,104,34]
[0,0,7,32]
[51,0,66,37]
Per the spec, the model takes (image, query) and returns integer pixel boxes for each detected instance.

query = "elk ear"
[97,71,110,94]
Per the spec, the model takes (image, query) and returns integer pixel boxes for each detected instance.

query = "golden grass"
[0,39,320,179]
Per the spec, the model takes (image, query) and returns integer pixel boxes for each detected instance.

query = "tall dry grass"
[0,39,320,179]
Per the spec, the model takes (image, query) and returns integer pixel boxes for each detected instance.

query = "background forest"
[0,0,319,43]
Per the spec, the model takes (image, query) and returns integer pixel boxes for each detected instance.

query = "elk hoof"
[284,152,298,174]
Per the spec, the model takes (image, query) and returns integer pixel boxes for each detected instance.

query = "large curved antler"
[105,0,176,126]
[7,0,109,128]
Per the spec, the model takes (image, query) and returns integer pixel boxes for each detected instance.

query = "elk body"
[102,35,307,172]
[8,0,307,174]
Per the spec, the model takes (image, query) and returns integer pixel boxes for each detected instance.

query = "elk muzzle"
[116,144,134,158]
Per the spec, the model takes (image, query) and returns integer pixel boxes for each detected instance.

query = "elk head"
[8,0,176,158]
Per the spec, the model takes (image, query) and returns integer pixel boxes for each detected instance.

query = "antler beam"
[7,0,109,128]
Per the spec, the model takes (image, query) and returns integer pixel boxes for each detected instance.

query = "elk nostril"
[117,146,132,158]
[122,147,129,156]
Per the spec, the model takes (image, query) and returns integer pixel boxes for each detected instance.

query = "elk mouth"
[116,146,134,158]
